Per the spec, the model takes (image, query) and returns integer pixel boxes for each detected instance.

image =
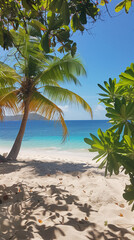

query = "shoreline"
[0,147,94,162]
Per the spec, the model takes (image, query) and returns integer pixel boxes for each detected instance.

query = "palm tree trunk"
[7,100,30,160]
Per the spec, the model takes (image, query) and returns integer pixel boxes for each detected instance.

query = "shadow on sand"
[0,158,104,176]
[0,159,133,239]
[0,182,133,240]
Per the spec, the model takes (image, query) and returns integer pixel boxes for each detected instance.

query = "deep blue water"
[0,120,110,150]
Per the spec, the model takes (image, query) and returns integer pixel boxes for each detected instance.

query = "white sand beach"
[0,148,134,240]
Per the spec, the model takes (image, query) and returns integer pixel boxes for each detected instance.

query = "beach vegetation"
[1,0,131,55]
[0,0,99,55]
[0,28,92,160]
[84,64,134,210]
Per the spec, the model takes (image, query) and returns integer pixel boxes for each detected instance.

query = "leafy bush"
[84,63,134,210]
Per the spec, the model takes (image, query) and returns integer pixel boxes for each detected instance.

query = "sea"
[0,120,110,150]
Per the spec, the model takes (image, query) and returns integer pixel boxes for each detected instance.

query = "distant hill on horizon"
[3,113,45,121]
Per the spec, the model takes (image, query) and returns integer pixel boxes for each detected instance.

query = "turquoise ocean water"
[0,120,110,150]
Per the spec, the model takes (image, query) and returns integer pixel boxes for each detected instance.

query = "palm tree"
[0,29,92,160]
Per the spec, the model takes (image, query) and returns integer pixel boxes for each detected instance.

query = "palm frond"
[67,74,81,86]
[14,41,47,78]
[44,85,93,118]
[37,81,61,89]
[0,62,20,85]
[29,91,68,140]
[35,54,86,85]
[0,89,18,116]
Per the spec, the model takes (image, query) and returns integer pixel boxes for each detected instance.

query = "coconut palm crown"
[0,29,92,160]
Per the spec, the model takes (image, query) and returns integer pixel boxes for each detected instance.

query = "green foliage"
[0,0,99,55]
[85,129,121,176]
[41,32,50,53]
[84,64,134,210]
[70,13,79,32]
[119,63,134,86]
[123,174,134,211]
[98,0,132,14]
[98,78,124,106]
[115,0,132,13]
[0,0,132,53]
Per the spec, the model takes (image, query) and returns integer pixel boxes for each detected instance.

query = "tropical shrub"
[84,64,134,210]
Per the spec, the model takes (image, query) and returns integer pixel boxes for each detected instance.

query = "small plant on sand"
[0,28,92,160]
[84,64,134,210]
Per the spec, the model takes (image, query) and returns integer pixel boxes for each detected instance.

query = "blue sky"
[1,1,134,120]
[60,0,134,120]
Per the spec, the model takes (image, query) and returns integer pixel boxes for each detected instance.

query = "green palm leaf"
[0,89,18,118]
[35,54,86,85]
[43,85,93,118]
[0,62,21,85]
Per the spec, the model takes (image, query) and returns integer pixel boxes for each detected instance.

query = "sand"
[0,147,134,240]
